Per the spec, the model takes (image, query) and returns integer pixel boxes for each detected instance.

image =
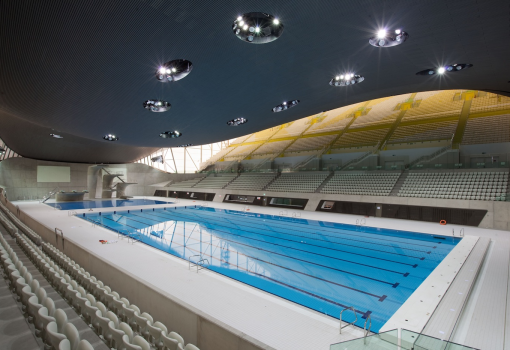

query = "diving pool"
[80,206,460,332]
[45,199,170,210]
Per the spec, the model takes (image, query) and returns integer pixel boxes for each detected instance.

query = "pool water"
[80,206,460,332]
[45,199,170,210]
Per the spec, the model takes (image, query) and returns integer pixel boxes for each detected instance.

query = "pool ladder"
[339,307,372,341]
[188,255,210,273]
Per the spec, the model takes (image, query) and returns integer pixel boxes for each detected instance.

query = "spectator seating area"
[398,171,509,200]
[225,173,277,191]
[266,172,329,193]
[169,177,205,189]
[192,174,238,189]
[0,200,200,350]
[321,172,401,195]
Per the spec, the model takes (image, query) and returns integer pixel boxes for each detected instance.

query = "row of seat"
[0,198,199,350]
[225,174,277,191]
[0,224,98,350]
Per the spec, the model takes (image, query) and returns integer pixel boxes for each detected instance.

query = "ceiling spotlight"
[232,12,284,44]
[159,131,182,139]
[369,28,409,47]
[0,148,5,154]
[178,144,193,147]
[272,100,300,113]
[103,134,119,141]
[49,133,63,139]
[227,117,247,126]
[143,100,171,112]
[415,64,473,76]
[155,59,193,82]
[329,74,365,87]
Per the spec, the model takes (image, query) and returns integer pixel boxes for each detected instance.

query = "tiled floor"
[12,197,510,350]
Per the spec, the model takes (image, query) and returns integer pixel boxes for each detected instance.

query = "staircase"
[315,172,334,193]
[407,144,453,168]
[340,150,373,170]
[262,173,281,191]
[41,187,59,203]
[389,171,408,196]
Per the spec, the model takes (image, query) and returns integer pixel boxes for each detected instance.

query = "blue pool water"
[46,199,170,210]
[80,206,460,332]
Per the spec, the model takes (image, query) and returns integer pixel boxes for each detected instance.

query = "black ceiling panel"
[1,0,509,162]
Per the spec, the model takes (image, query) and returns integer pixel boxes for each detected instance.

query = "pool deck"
[10,197,510,350]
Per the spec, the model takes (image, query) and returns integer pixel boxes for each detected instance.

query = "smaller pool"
[45,199,171,210]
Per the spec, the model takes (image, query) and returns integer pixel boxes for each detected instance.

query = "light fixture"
[103,134,119,141]
[415,64,473,76]
[155,59,193,82]
[227,117,247,126]
[49,133,63,139]
[178,144,193,147]
[272,100,300,112]
[369,28,409,47]
[0,148,5,154]
[159,131,182,139]
[329,74,364,87]
[143,100,171,112]
[232,12,284,44]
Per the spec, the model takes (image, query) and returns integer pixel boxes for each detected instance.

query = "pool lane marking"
[119,212,413,278]
[106,213,421,268]
[186,209,433,254]
[164,226,405,286]
[197,207,444,249]
[165,237,388,303]
[172,209,432,257]
[138,210,427,261]
[196,207,441,250]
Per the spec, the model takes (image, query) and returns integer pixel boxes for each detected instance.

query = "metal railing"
[188,255,210,273]
[339,306,358,334]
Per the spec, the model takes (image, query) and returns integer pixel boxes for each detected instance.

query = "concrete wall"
[154,185,510,231]
[0,158,203,200]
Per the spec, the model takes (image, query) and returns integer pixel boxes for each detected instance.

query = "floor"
[11,197,510,350]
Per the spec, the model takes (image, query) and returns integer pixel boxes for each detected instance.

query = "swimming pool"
[45,199,170,210]
[80,206,460,332]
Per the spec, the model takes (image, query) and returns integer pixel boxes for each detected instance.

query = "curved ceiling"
[1,0,509,163]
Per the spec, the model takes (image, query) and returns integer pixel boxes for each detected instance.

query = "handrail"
[339,306,358,334]
[363,314,372,344]
[55,228,64,249]
[188,255,210,272]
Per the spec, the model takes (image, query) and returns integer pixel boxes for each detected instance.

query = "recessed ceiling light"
[143,100,171,112]
[159,131,182,139]
[369,28,409,47]
[232,12,284,44]
[227,117,247,126]
[329,74,364,87]
[415,64,473,76]
[103,134,119,141]
[49,133,63,139]
[155,59,193,82]
[272,100,300,113]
